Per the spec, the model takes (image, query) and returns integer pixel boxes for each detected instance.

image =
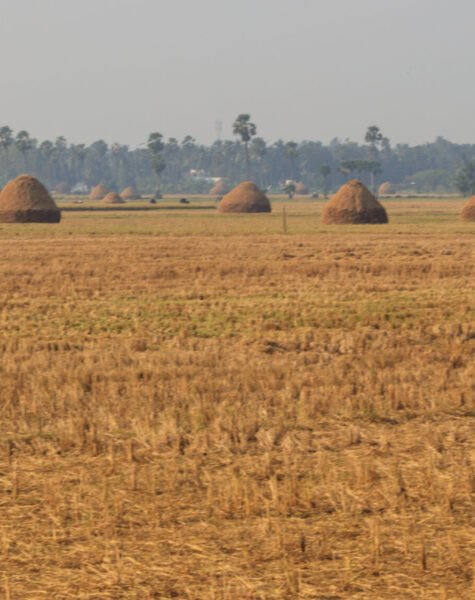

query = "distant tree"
[233,114,257,179]
[39,140,56,183]
[319,164,332,197]
[250,137,267,187]
[0,126,14,180]
[364,126,386,192]
[284,141,299,180]
[282,181,296,199]
[454,161,475,196]
[147,132,166,193]
[15,130,33,171]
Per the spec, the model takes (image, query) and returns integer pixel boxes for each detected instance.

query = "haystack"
[90,184,109,200]
[210,179,229,195]
[461,196,475,221]
[295,182,309,195]
[0,175,61,223]
[120,186,141,200]
[218,181,271,213]
[378,181,394,196]
[102,192,126,204]
[322,179,388,224]
[54,181,70,194]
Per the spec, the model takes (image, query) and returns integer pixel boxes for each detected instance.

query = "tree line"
[1,120,475,195]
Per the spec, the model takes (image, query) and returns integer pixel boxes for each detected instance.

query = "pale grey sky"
[0,0,474,147]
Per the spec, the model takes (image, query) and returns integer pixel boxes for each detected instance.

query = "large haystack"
[0,175,61,223]
[102,192,126,204]
[461,196,475,221]
[322,179,388,224]
[295,182,309,195]
[218,181,271,213]
[378,181,395,196]
[120,186,141,200]
[90,184,109,200]
[210,179,229,196]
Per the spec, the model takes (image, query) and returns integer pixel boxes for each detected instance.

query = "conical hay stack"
[461,196,475,221]
[90,184,109,200]
[218,181,271,213]
[210,179,229,195]
[102,192,126,204]
[0,175,61,223]
[54,181,70,194]
[295,182,309,195]
[322,179,388,224]
[378,181,394,196]
[120,186,141,200]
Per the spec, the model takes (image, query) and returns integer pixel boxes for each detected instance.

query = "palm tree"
[284,141,299,180]
[232,114,257,179]
[147,132,166,194]
[0,126,13,181]
[365,126,385,192]
[15,130,33,172]
[319,164,332,197]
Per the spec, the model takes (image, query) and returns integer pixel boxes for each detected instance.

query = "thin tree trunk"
[244,143,250,180]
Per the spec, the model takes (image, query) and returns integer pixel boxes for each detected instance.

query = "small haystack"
[0,175,61,223]
[378,182,395,196]
[54,181,70,194]
[322,179,388,224]
[102,192,126,204]
[461,197,475,221]
[295,182,309,195]
[120,186,141,200]
[90,184,109,200]
[210,179,229,196]
[218,181,271,213]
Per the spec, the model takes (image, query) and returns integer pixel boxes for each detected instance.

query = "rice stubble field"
[0,198,474,599]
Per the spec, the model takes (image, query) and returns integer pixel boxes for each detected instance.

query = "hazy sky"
[1,0,474,147]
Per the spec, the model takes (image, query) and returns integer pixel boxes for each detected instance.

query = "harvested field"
[0,198,473,598]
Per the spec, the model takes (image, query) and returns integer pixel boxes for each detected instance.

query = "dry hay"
[120,186,141,200]
[322,179,388,224]
[461,196,475,221]
[378,181,395,196]
[0,174,61,223]
[295,182,309,195]
[89,184,109,201]
[102,192,126,204]
[218,181,271,213]
[54,181,70,194]
[209,179,229,195]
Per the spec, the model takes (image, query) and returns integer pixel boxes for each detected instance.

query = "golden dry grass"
[0,198,473,598]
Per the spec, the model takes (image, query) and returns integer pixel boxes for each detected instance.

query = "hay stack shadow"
[0,175,61,223]
[461,197,475,221]
[218,181,271,213]
[322,179,388,224]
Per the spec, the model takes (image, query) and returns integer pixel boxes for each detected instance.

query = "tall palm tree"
[15,130,33,172]
[232,114,257,180]
[147,133,166,194]
[0,126,13,181]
